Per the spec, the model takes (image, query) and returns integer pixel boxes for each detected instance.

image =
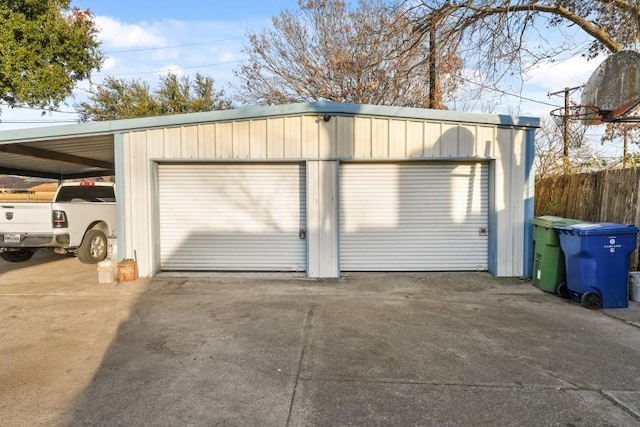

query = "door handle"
[299,229,307,240]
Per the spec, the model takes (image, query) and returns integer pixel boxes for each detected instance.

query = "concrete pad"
[604,301,640,328]
[2,258,640,426]
[69,294,311,426]
[290,382,638,426]
[606,391,640,418]
[0,253,147,427]
[303,296,568,388]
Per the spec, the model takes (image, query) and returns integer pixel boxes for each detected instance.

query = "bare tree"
[234,0,462,108]
[536,118,608,180]
[406,1,640,87]
[402,1,640,169]
[601,105,640,168]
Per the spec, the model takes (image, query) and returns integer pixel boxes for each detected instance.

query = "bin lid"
[530,216,583,227]
[554,222,640,236]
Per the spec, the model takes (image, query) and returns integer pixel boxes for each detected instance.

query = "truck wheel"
[0,249,35,262]
[77,230,107,264]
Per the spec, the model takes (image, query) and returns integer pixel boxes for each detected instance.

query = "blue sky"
[71,0,303,89]
[72,0,300,22]
[2,1,303,129]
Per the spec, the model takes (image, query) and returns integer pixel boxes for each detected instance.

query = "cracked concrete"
[1,252,640,426]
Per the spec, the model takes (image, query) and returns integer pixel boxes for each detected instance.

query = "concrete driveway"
[1,252,640,426]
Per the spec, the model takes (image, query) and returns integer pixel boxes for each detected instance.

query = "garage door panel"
[340,162,489,271]
[159,163,306,271]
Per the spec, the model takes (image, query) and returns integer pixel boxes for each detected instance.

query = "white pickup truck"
[0,182,116,264]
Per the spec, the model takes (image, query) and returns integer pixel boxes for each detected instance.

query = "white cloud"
[101,56,117,72]
[525,55,602,91]
[156,65,185,77]
[74,79,92,93]
[150,48,181,62]
[95,16,167,48]
[216,51,237,63]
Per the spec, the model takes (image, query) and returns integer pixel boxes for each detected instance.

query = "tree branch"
[433,2,623,53]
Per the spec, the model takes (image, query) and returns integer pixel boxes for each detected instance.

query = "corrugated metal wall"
[119,114,530,278]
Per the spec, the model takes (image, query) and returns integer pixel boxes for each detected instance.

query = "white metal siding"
[340,162,489,271]
[158,163,306,271]
[120,110,530,278]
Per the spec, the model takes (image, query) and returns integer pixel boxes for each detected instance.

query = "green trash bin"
[530,216,583,295]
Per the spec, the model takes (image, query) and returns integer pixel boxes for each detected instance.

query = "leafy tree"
[78,73,233,121]
[0,0,102,109]
[235,0,462,108]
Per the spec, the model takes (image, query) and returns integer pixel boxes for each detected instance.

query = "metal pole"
[563,88,570,174]
[624,126,629,168]
[548,85,583,175]
[428,24,437,109]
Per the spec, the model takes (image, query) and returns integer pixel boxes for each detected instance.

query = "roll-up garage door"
[158,163,306,271]
[340,162,489,271]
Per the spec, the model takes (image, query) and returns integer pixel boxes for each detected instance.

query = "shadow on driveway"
[0,251,73,280]
[2,270,640,426]
[65,273,640,426]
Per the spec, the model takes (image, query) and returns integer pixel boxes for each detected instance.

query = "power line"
[0,102,78,114]
[104,37,246,54]
[93,59,242,77]
[0,119,78,124]
[457,75,561,108]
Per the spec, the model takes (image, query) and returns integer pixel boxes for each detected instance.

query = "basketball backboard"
[581,50,640,124]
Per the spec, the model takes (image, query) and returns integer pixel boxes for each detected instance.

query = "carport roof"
[0,102,540,180]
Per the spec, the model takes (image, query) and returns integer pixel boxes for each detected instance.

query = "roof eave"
[0,102,540,144]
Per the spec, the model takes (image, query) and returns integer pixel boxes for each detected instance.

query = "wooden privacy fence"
[535,168,640,270]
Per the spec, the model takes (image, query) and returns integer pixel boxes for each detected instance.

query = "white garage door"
[158,163,306,271]
[340,162,489,271]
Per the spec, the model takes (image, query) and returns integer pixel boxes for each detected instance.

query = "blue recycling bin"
[554,222,639,309]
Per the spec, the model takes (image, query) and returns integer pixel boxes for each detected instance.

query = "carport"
[0,128,115,180]
[0,102,540,279]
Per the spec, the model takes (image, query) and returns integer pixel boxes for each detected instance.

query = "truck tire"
[1,249,35,262]
[77,230,108,264]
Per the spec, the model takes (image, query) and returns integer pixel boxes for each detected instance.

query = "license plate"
[3,234,21,243]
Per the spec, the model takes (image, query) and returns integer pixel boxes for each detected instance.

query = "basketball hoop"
[550,105,602,126]
[581,50,640,123]
[550,105,602,147]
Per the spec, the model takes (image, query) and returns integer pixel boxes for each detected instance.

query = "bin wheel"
[581,291,602,310]
[557,282,570,299]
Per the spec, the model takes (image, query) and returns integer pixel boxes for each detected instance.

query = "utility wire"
[0,102,78,114]
[104,36,246,54]
[457,74,561,108]
[92,59,242,77]
[0,119,78,124]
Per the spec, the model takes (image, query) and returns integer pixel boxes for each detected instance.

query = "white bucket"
[97,260,118,284]
[629,272,640,303]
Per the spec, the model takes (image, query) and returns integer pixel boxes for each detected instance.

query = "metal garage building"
[0,102,539,278]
